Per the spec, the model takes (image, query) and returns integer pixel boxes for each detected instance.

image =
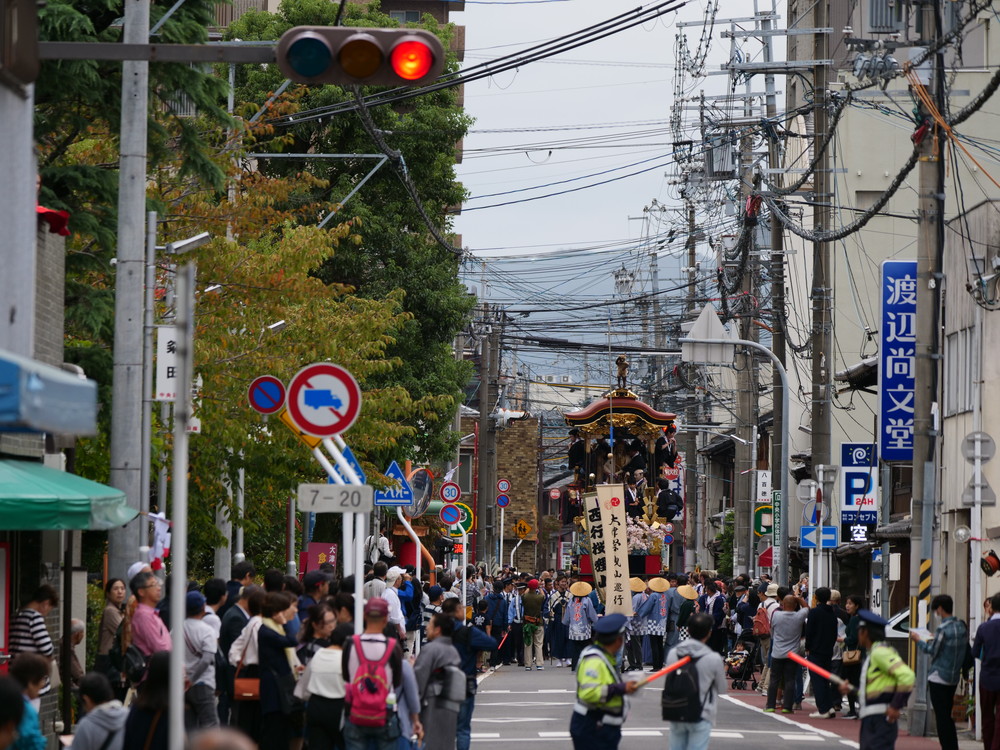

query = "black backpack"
[661,655,708,722]
[108,619,148,685]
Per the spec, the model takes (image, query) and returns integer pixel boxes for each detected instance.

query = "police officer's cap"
[593,613,628,636]
[856,609,889,628]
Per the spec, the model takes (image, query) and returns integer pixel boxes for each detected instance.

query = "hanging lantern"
[981,550,1000,576]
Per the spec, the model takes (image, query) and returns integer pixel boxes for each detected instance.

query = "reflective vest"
[574,644,629,725]
[858,641,916,718]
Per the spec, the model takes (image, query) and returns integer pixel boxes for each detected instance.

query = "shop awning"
[0,459,136,530]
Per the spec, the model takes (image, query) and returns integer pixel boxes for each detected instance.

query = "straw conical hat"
[629,577,646,593]
[648,577,670,593]
[676,584,698,601]
[569,581,593,598]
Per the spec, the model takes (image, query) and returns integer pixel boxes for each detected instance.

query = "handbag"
[842,649,861,665]
[232,637,260,701]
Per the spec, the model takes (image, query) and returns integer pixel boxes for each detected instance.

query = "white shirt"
[382,585,406,627]
[229,616,262,666]
[365,535,392,564]
[203,607,222,638]
[363,578,387,601]
[183,618,217,689]
[296,648,346,701]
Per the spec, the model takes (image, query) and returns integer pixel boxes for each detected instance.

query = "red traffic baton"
[636,655,692,688]
[496,630,510,652]
[787,651,854,691]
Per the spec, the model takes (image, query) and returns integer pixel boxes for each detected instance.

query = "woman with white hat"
[563,582,598,670]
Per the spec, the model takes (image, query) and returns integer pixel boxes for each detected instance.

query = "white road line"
[473,718,552,724]
[470,733,501,739]
[538,732,571,738]
[710,731,745,738]
[721,694,844,740]
[779,734,825,741]
[621,730,663,737]
[840,741,860,748]
[480,690,511,694]
[478,701,574,707]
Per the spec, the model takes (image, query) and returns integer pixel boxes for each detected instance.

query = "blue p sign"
[843,469,877,509]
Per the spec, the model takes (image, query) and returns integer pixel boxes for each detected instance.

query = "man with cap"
[421,585,444,646]
[183,590,219,728]
[383,567,408,642]
[756,582,781,693]
[840,610,915,750]
[570,614,639,750]
[523,579,547,670]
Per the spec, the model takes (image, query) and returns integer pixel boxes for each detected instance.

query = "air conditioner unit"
[544,375,555,383]
[560,376,571,384]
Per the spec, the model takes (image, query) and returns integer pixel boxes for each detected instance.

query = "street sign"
[248,375,286,415]
[963,431,996,463]
[448,502,474,538]
[439,504,461,525]
[664,523,673,533]
[879,260,917,461]
[286,362,361,438]
[405,467,433,518]
[549,488,561,501]
[802,499,830,524]
[439,481,461,503]
[298,483,374,513]
[496,494,510,508]
[497,478,511,493]
[326,442,367,484]
[513,519,531,538]
[375,460,414,506]
[279,408,322,449]
[801,525,838,549]
[663,534,674,545]
[753,504,773,537]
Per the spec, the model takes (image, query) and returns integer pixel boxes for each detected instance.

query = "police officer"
[570,614,639,750]
[839,610,915,750]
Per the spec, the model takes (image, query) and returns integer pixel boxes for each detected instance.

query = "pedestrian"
[909,594,968,750]
[547,577,571,667]
[627,578,648,671]
[422,585,444,646]
[122,651,169,750]
[95,579,127,682]
[755,583,781,694]
[218,561,255,620]
[340,598,404,750]
[294,623,354,750]
[638,577,670,670]
[973,591,1000,750]
[414,613,462,750]
[522,579,546,670]
[62,619,86,692]
[839,610,914,750]
[841,594,864,719]
[507,582,526,667]
[183,591,219,729]
[382,568,408,643]
[396,656,423,750]
[0,677,24,750]
[764,593,809,714]
[8,584,58,705]
[9,653,47,750]
[806,587,840,718]
[664,573,683,651]
[202,578,228,637]
[697,581,728,655]
[675,584,698,641]
[364,530,393,565]
[298,602,337,666]
[227,587,265,742]
[71,673,127,750]
[663,612,727,750]
[219,584,257,726]
[564,582,598,670]
[441,597,497,750]
[364,562,389,601]
[486,580,510,666]
[258,592,304,750]
[569,614,639,750]
[299,571,331,620]
[128,572,171,658]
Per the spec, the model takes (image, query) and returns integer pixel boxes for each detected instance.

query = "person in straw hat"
[625,578,648,672]
[636,577,670,670]
[674,583,699,641]
[563,582,598,670]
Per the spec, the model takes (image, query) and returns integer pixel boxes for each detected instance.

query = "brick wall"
[497,417,540,571]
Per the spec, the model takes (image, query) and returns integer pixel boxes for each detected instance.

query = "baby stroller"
[725,635,760,690]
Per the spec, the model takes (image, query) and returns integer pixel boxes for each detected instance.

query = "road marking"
[538,732,571,738]
[478,701,574,707]
[721,695,843,740]
[537,689,574,693]
[470,733,501,739]
[480,690,511,694]
[711,731,745,738]
[840,741,860,748]
[621,730,663,737]
[473,718,551,724]
[779,734,824,741]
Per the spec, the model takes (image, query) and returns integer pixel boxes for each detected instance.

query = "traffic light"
[276,26,445,87]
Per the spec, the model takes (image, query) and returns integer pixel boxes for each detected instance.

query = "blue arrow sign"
[374,460,414,506]
[800,525,818,548]
[326,443,367,485]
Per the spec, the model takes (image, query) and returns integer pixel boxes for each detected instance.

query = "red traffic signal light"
[276,26,445,87]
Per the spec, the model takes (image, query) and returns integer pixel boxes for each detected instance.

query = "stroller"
[725,635,760,690]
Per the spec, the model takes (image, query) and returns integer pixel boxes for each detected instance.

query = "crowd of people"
[0,560,996,750]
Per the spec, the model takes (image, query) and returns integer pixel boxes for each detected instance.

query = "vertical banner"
[155,325,179,401]
[880,261,917,461]
[840,443,878,543]
[594,484,634,616]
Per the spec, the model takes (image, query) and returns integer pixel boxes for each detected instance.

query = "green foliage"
[85,583,106,671]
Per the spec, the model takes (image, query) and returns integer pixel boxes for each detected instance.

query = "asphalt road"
[469,661,977,750]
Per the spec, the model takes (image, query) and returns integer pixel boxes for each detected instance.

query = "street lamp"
[679,304,791,587]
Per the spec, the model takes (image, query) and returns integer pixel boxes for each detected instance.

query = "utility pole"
[476,307,492,564]
[683,201,701,571]
[108,0,151,580]
[908,0,945,736]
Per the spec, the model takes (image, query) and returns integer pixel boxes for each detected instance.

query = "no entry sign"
[286,363,361,438]
[248,375,286,415]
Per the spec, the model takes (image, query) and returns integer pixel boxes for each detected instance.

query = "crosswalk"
[469,729,859,742]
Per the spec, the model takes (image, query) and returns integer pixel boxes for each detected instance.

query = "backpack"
[108,619,148,685]
[752,604,772,637]
[661,655,708,722]
[345,635,395,727]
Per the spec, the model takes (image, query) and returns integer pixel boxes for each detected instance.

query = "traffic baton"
[787,651,854,691]
[635,655,691,688]
[496,630,509,652]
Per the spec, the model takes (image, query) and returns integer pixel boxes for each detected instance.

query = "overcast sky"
[445,0,778,382]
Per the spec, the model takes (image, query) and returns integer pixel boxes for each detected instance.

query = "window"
[943,327,975,416]
[458,452,474,494]
[389,10,421,23]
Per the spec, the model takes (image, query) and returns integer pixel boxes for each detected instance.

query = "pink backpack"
[346,635,396,727]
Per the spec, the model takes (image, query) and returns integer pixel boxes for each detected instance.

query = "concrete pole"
[476,308,492,562]
[683,202,700,571]
[140,211,156,551]
[908,1,945,736]
[109,0,151,580]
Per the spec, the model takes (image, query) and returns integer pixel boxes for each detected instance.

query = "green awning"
[0,459,137,531]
